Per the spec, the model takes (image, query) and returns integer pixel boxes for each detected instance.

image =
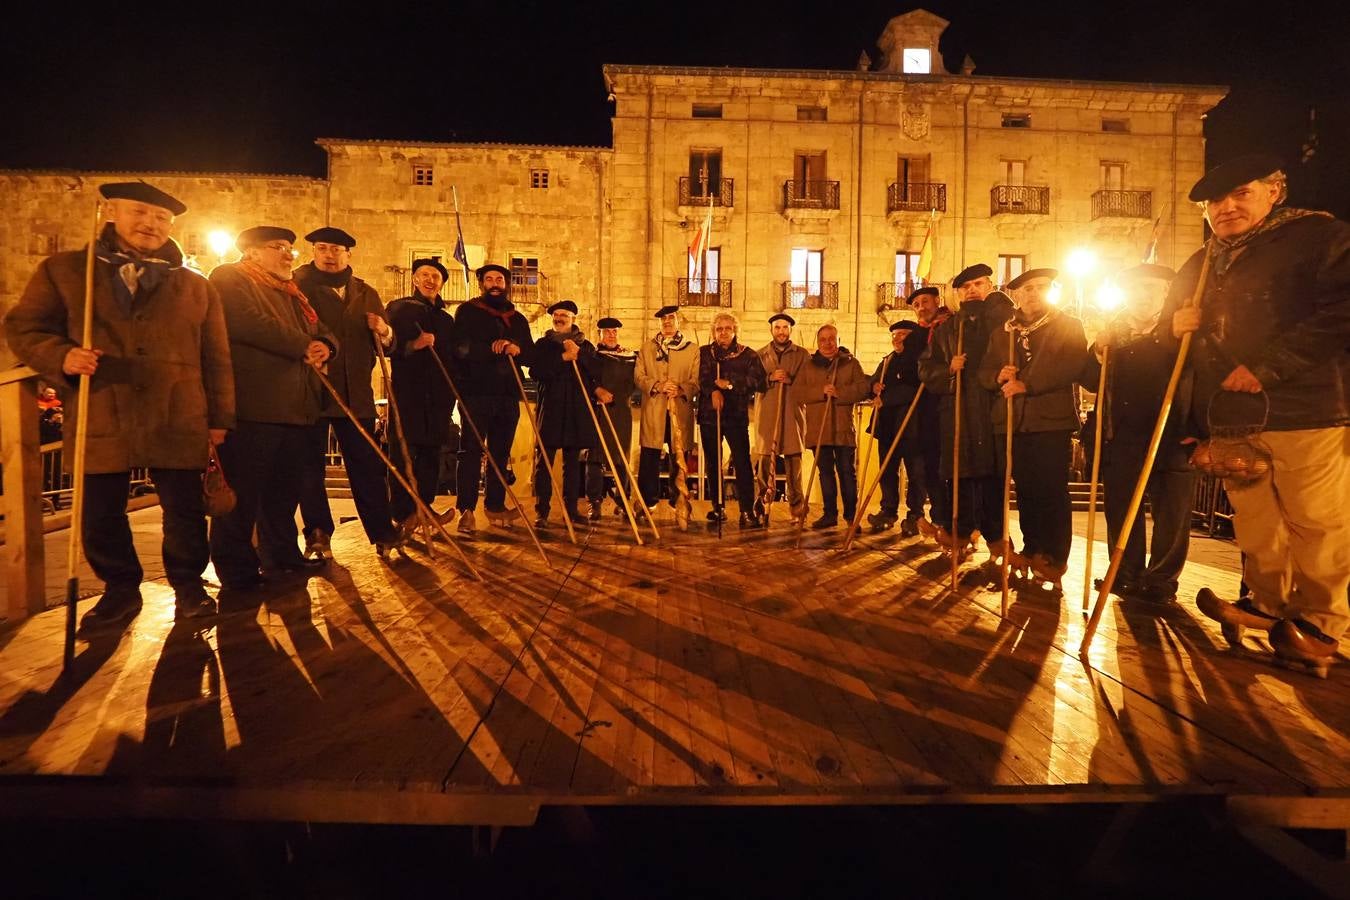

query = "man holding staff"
[1173,154,1350,675]
[1082,263,1193,603]
[585,316,638,520]
[698,313,767,528]
[796,324,870,529]
[635,305,699,516]
[528,300,601,528]
[6,181,235,625]
[753,312,808,523]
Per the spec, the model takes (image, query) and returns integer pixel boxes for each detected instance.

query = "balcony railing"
[990,185,1051,216]
[509,271,552,307]
[677,277,733,308]
[678,176,735,207]
[876,282,932,311]
[783,180,841,210]
[1091,189,1152,220]
[887,182,947,213]
[780,281,840,310]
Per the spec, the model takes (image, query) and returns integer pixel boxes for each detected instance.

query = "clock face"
[903,48,932,74]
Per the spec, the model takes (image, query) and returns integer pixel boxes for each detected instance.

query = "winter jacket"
[634,334,699,449]
[796,349,871,448]
[753,341,809,456]
[293,262,387,420]
[697,340,767,427]
[976,310,1087,434]
[387,292,457,445]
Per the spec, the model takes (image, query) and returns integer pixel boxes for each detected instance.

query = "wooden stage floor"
[1,503,1346,829]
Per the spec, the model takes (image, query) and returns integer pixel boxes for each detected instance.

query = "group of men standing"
[4,149,1347,676]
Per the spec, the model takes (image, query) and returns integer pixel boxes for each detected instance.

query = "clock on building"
[902,48,932,74]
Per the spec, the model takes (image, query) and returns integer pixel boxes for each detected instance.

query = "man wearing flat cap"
[6,181,235,627]
[1081,263,1194,603]
[585,316,638,520]
[1168,153,1350,674]
[868,286,948,535]
[208,225,337,591]
[293,227,400,557]
[635,305,699,522]
[753,312,808,523]
[919,262,1015,559]
[386,258,459,536]
[528,300,603,527]
[977,268,1088,589]
[449,263,535,532]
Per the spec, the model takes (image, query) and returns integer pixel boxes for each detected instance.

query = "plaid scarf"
[1004,308,1056,365]
[237,259,318,326]
[1208,206,1332,275]
[93,225,181,312]
[653,331,688,363]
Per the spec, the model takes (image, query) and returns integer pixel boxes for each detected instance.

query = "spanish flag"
[688,194,714,278]
[915,215,935,283]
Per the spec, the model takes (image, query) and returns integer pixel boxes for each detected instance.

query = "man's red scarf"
[238,259,318,326]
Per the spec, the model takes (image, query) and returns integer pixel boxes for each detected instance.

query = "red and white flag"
[688,195,714,278]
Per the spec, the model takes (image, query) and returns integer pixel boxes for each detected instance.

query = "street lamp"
[207,229,234,258]
[1094,282,1124,313]
[1064,247,1097,317]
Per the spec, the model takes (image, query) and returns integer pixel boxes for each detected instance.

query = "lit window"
[901,48,932,74]
[413,165,434,186]
[530,169,550,189]
[998,254,1027,287]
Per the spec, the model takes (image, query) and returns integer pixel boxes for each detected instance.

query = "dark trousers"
[877,436,929,520]
[1103,440,1195,592]
[700,422,755,513]
[210,420,308,580]
[300,417,397,544]
[920,421,948,526]
[457,396,519,512]
[816,445,858,519]
[84,468,207,595]
[947,475,1003,541]
[390,439,444,523]
[638,419,685,507]
[536,445,584,517]
[998,429,1073,566]
[586,420,634,507]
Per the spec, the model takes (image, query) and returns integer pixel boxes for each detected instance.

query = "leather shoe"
[78,589,143,633]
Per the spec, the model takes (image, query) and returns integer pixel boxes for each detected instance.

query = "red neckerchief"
[238,259,318,326]
[470,296,517,326]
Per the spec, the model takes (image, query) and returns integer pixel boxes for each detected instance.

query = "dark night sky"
[4,1,1349,215]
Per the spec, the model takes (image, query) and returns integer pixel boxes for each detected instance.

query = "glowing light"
[1065,247,1098,279]
[207,230,234,257]
[1095,282,1125,312]
[1047,282,1063,306]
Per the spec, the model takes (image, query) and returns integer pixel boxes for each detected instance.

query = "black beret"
[768,313,796,326]
[654,305,679,319]
[1007,267,1058,290]
[1118,263,1176,282]
[907,286,939,303]
[597,317,622,329]
[304,226,356,248]
[888,320,907,332]
[411,258,449,281]
[476,263,510,281]
[547,300,579,315]
[952,263,993,288]
[99,181,186,216]
[236,225,297,250]
[1188,153,1283,203]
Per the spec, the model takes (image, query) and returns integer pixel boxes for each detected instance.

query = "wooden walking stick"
[414,325,550,568]
[1081,343,1110,613]
[572,359,643,546]
[667,396,693,530]
[509,357,577,544]
[999,328,1016,619]
[1082,253,1212,655]
[63,200,101,670]
[758,374,788,523]
[949,316,966,591]
[794,359,839,549]
[314,368,481,581]
[857,354,891,503]
[841,384,924,552]
[597,401,660,541]
[374,335,435,553]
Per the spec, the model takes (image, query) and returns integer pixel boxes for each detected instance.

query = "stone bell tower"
[875,9,952,75]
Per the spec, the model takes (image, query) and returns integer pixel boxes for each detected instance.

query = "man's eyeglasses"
[262,242,294,253]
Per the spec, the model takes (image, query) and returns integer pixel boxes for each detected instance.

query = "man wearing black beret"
[293,227,401,558]
[919,261,1014,560]
[450,262,534,532]
[207,224,338,591]
[6,181,234,626]
[753,312,808,523]
[585,316,638,520]
[1169,154,1350,675]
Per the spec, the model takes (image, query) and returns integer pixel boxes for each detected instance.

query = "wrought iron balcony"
[990,185,1051,216]
[509,271,552,308]
[677,277,733,308]
[887,182,947,213]
[678,176,735,207]
[783,180,841,210]
[1091,189,1152,220]
[876,282,930,311]
[780,281,840,310]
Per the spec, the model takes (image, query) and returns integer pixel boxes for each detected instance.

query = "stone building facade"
[1,10,1225,370]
